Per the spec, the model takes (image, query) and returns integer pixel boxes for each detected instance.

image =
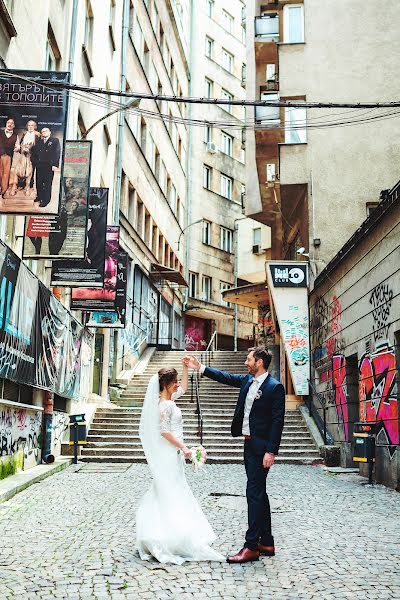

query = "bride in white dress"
[136,361,223,564]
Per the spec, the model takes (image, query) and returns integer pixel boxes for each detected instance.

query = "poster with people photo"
[22,140,92,259]
[86,251,128,328]
[0,69,69,215]
[51,188,108,287]
[70,226,120,311]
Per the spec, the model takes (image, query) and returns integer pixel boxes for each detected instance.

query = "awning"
[150,263,188,287]
[222,282,268,308]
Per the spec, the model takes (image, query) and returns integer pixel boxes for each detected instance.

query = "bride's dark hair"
[158,368,178,391]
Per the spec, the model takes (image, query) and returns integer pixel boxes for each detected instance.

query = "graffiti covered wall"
[0,404,42,473]
[310,205,400,488]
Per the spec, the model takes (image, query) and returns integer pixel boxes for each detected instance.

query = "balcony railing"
[255,15,279,42]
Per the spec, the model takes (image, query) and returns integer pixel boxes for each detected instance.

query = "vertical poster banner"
[70,226,120,311]
[22,140,92,259]
[86,251,128,328]
[51,188,108,287]
[0,70,70,215]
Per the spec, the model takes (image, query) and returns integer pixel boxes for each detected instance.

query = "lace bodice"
[159,386,185,441]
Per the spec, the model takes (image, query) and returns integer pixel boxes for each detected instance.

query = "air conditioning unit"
[252,244,261,254]
[207,142,218,154]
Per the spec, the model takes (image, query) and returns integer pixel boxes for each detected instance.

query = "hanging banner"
[22,140,92,259]
[0,69,69,215]
[0,239,92,399]
[86,251,128,328]
[50,187,108,287]
[70,226,120,311]
[266,261,310,395]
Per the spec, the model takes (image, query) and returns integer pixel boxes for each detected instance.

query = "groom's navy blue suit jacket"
[203,367,285,456]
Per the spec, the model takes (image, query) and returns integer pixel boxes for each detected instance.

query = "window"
[202,276,212,301]
[205,78,213,98]
[221,89,233,114]
[202,220,211,245]
[221,49,233,73]
[205,36,214,58]
[84,2,94,54]
[220,174,233,200]
[283,4,304,43]
[204,125,212,144]
[147,134,155,169]
[109,0,116,51]
[206,0,214,18]
[366,202,379,217]
[169,183,177,213]
[221,132,233,157]
[129,1,135,38]
[253,227,261,246]
[222,9,234,33]
[203,165,212,189]
[220,281,231,307]
[285,106,307,144]
[45,37,57,71]
[189,272,198,298]
[220,227,233,252]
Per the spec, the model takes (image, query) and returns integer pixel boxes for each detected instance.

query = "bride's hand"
[182,445,193,460]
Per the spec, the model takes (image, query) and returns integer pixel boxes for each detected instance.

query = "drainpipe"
[42,391,55,464]
[67,0,79,138]
[182,0,195,347]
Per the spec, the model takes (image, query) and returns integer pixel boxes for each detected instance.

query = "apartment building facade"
[184,0,259,351]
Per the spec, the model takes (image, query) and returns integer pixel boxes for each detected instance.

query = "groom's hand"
[183,355,201,371]
[263,452,275,469]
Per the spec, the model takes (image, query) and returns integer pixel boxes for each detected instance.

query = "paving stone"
[0,463,399,599]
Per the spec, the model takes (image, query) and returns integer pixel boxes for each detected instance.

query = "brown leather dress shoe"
[226,547,260,563]
[258,543,275,556]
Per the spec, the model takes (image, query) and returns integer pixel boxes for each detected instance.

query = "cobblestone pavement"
[0,462,399,600]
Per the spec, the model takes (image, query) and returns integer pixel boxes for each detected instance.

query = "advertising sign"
[22,140,92,259]
[70,226,120,311]
[51,187,108,287]
[269,264,308,288]
[0,239,91,399]
[86,251,128,328]
[0,70,69,215]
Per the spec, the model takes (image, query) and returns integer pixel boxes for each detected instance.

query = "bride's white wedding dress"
[136,375,223,565]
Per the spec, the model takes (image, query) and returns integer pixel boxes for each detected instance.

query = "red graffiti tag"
[332,354,349,442]
[287,335,306,349]
[359,343,398,452]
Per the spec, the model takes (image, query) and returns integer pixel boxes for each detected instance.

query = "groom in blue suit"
[186,346,285,564]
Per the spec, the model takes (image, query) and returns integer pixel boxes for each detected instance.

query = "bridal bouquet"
[190,446,207,470]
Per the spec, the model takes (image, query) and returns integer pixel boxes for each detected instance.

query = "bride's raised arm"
[180,359,189,393]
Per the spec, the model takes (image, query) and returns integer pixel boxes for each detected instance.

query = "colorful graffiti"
[257,300,275,347]
[369,283,393,342]
[332,354,349,442]
[359,342,398,457]
[0,406,42,463]
[311,294,345,364]
[281,304,309,395]
[52,411,69,455]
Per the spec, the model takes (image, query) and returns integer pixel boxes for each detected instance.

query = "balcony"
[255,105,280,126]
[255,15,279,42]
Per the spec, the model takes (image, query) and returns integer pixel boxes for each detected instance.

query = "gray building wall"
[310,186,400,489]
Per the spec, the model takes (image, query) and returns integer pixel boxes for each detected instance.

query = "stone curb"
[0,457,72,504]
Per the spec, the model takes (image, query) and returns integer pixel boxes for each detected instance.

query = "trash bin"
[353,422,376,483]
[69,414,86,463]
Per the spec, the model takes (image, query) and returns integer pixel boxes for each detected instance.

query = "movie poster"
[70,226,120,311]
[0,70,69,215]
[22,140,92,259]
[0,239,92,399]
[86,251,128,328]
[51,187,108,287]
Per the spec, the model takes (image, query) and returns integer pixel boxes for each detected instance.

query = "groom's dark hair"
[158,368,178,391]
[248,346,272,370]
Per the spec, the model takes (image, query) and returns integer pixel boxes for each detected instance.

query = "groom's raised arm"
[183,356,245,388]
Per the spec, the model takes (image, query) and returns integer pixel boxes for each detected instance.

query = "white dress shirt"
[199,364,269,436]
[242,372,269,436]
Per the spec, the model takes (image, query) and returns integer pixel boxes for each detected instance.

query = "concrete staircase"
[81,350,321,464]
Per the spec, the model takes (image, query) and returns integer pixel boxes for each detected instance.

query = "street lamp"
[81,97,141,139]
[176,219,202,250]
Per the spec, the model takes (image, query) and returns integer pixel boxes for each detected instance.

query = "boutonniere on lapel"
[48,141,52,146]
[254,389,262,401]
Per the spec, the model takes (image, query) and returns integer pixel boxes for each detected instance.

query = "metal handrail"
[307,379,334,446]
[190,372,203,445]
[200,331,218,368]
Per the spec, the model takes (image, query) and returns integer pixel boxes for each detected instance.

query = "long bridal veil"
[136,374,224,564]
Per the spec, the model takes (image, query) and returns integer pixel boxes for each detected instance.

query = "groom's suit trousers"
[244,439,273,550]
